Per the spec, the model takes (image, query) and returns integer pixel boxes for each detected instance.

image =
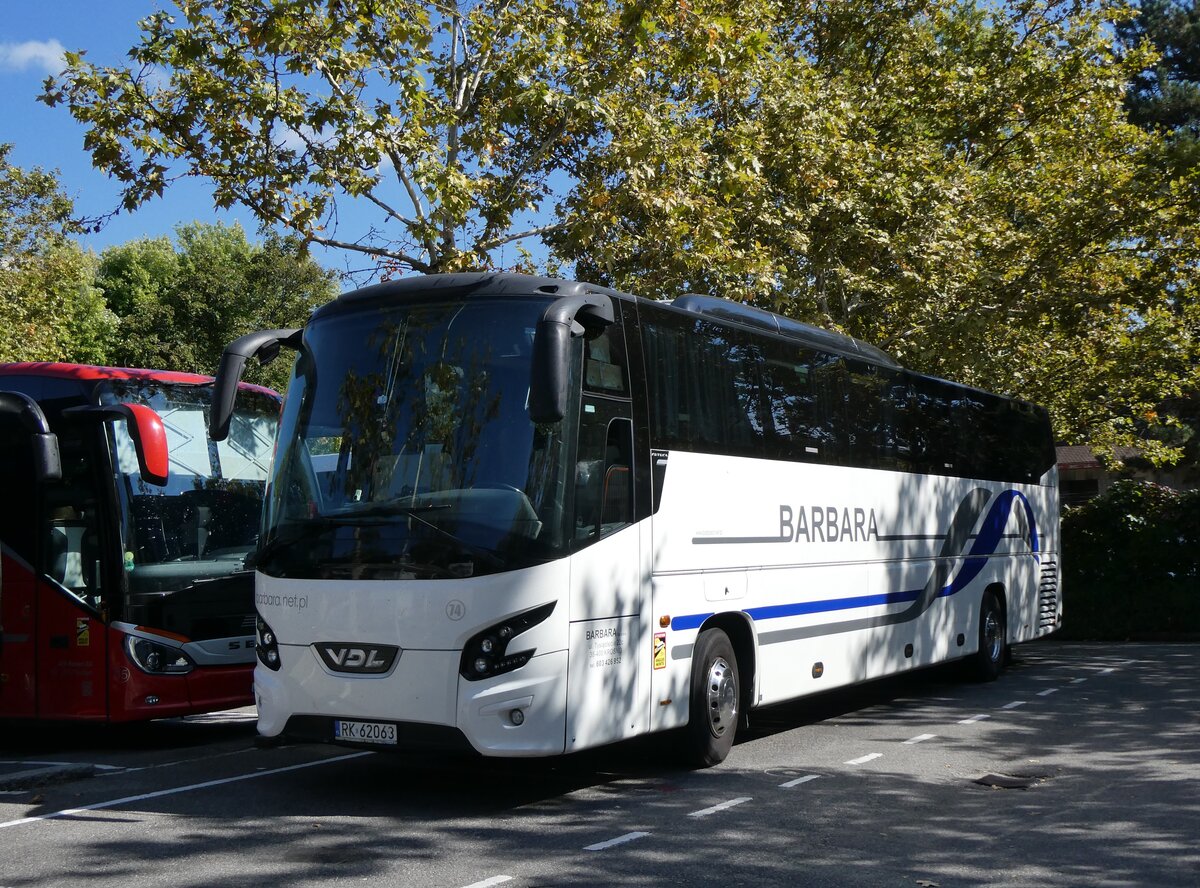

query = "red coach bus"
[0,363,278,723]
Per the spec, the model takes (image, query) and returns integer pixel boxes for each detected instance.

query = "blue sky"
[3,4,561,278]
[1,3,296,258]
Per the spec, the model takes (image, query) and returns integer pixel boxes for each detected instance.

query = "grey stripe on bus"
[676,487,1000,652]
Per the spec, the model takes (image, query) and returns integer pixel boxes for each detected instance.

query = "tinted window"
[637,305,1053,484]
[759,339,844,463]
[583,323,630,397]
[642,309,764,457]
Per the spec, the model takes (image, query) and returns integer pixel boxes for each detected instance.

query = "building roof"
[1056,445,1142,470]
[1056,445,1101,469]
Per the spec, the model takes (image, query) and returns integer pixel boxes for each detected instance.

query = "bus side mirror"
[33,433,62,483]
[529,294,615,423]
[210,328,302,441]
[63,403,170,487]
[0,391,62,482]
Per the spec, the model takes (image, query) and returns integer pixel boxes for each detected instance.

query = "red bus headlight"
[125,635,194,675]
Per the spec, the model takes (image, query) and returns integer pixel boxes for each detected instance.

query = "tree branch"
[474,221,567,252]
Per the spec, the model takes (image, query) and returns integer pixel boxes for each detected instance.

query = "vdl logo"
[315,643,400,675]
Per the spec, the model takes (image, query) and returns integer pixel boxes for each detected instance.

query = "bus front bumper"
[255,646,567,757]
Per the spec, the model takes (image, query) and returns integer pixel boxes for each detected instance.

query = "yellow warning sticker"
[653,633,666,670]
[76,618,90,647]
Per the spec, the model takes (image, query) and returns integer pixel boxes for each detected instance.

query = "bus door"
[34,425,110,720]
[564,309,649,750]
[0,407,43,718]
[0,392,64,720]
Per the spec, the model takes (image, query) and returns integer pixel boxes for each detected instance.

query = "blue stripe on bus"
[669,489,1039,633]
[671,587,930,631]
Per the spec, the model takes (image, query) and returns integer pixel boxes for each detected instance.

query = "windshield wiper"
[255,517,346,567]
[259,501,503,569]
[334,498,504,568]
[338,500,452,520]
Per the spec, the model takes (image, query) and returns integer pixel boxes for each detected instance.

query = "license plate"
[333,719,397,746]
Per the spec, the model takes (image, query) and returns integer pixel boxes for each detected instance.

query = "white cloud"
[0,39,67,75]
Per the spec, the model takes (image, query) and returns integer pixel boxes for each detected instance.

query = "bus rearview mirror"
[0,392,63,482]
[529,294,615,423]
[210,328,302,441]
[33,433,62,483]
[63,403,171,487]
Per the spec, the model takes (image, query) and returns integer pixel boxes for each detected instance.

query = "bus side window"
[574,406,634,544]
[584,325,629,396]
[600,419,633,527]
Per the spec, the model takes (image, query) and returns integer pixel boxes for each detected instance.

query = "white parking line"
[463,877,512,888]
[903,734,937,745]
[844,753,883,765]
[958,714,990,724]
[1071,678,1087,684]
[1099,667,1116,675]
[1037,688,1059,697]
[689,797,751,818]
[1000,701,1026,710]
[0,751,372,830]
[779,775,820,788]
[584,831,650,851]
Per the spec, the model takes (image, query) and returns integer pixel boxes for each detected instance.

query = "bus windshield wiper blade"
[339,500,452,519]
[256,518,342,566]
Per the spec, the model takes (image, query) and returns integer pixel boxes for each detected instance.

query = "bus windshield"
[261,296,573,580]
[107,381,279,593]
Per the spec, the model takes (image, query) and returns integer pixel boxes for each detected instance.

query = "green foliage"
[556,0,1200,464]
[41,0,649,274]
[1117,0,1200,133]
[39,2,1200,459]
[1060,480,1200,638]
[97,222,337,391]
[0,145,118,364]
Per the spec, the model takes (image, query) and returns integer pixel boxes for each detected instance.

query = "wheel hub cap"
[984,611,1002,662]
[706,656,737,738]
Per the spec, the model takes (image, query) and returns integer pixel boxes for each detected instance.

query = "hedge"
[1058,479,1200,640]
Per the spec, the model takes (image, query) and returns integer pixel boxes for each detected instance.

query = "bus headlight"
[257,616,282,671]
[460,602,555,681]
[125,635,194,675]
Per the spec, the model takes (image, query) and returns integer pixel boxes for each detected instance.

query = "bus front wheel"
[969,591,1007,682]
[684,628,739,767]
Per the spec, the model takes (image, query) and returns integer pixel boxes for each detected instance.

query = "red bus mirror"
[63,403,170,486]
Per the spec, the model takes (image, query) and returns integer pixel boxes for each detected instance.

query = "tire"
[684,628,740,767]
[969,591,1007,682]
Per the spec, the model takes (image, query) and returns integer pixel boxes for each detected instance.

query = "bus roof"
[0,362,279,399]
[318,273,902,369]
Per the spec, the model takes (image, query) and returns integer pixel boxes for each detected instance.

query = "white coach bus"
[209,273,1060,766]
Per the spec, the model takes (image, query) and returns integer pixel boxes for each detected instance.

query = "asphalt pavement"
[0,642,1196,887]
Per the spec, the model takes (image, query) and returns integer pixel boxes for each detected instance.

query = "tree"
[42,1,1200,459]
[553,0,1200,462]
[41,0,687,274]
[97,222,337,390]
[1116,0,1200,134]
[0,144,116,363]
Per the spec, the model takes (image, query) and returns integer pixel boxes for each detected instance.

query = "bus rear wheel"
[969,591,1007,682]
[684,628,739,767]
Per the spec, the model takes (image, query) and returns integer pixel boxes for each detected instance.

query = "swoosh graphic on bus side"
[668,489,1038,649]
